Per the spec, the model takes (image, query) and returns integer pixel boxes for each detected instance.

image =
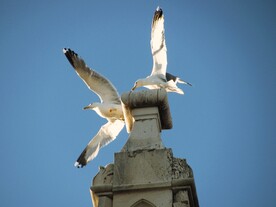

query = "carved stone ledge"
[172,158,193,180]
[121,89,172,133]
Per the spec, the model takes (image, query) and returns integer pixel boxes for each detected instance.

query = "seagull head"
[131,79,143,91]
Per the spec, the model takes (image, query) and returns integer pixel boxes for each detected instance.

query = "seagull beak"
[185,81,192,87]
[83,104,93,110]
[131,82,137,91]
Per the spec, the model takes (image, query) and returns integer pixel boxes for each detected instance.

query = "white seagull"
[63,48,124,168]
[132,6,191,94]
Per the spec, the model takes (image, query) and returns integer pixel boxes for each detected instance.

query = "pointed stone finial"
[121,89,172,152]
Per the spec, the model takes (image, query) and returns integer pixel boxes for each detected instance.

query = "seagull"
[63,48,124,168]
[132,6,191,94]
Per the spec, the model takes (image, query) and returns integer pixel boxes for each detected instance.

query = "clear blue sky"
[1,0,275,206]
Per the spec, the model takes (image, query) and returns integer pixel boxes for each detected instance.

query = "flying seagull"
[132,6,191,94]
[63,48,124,168]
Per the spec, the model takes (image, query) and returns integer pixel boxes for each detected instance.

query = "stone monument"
[90,89,199,207]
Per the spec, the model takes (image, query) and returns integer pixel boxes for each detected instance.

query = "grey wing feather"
[63,48,121,104]
[75,119,124,168]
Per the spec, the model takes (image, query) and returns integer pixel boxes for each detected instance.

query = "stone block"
[122,107,164,152]
[113,189,172,207]
[98,196,112,207]
[113,149,172,188]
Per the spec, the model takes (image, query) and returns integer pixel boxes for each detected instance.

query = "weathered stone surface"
[98,196,112,207]
[172,158,193,180]
[91,149,199,207]
[91,164,114,207]
[121,107,164,152]
[130,199,157,207]
[113,189,172,207]
[93,164,114,186]
[173,190,190,207]
[113,149,172,188]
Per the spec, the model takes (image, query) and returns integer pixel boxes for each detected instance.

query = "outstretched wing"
[151,7,167,76]
[74,119,124,168]
[63,48,121,104]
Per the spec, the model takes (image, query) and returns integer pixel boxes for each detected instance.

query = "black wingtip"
[74,161,85,168]
[153,6,163,25]
[63,48,78,68]
[187,82,193,87]
[62,48,68,54]
[156,6,162,12]
[155,6,163,16]
[75,149,88,168]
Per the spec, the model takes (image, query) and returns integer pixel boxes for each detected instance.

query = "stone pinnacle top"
[121,88,172,133]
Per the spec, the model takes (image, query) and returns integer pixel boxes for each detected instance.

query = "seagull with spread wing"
[63,48,124,168]
[132,6,191,94]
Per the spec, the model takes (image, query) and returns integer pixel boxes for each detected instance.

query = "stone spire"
[90,89,199,207]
